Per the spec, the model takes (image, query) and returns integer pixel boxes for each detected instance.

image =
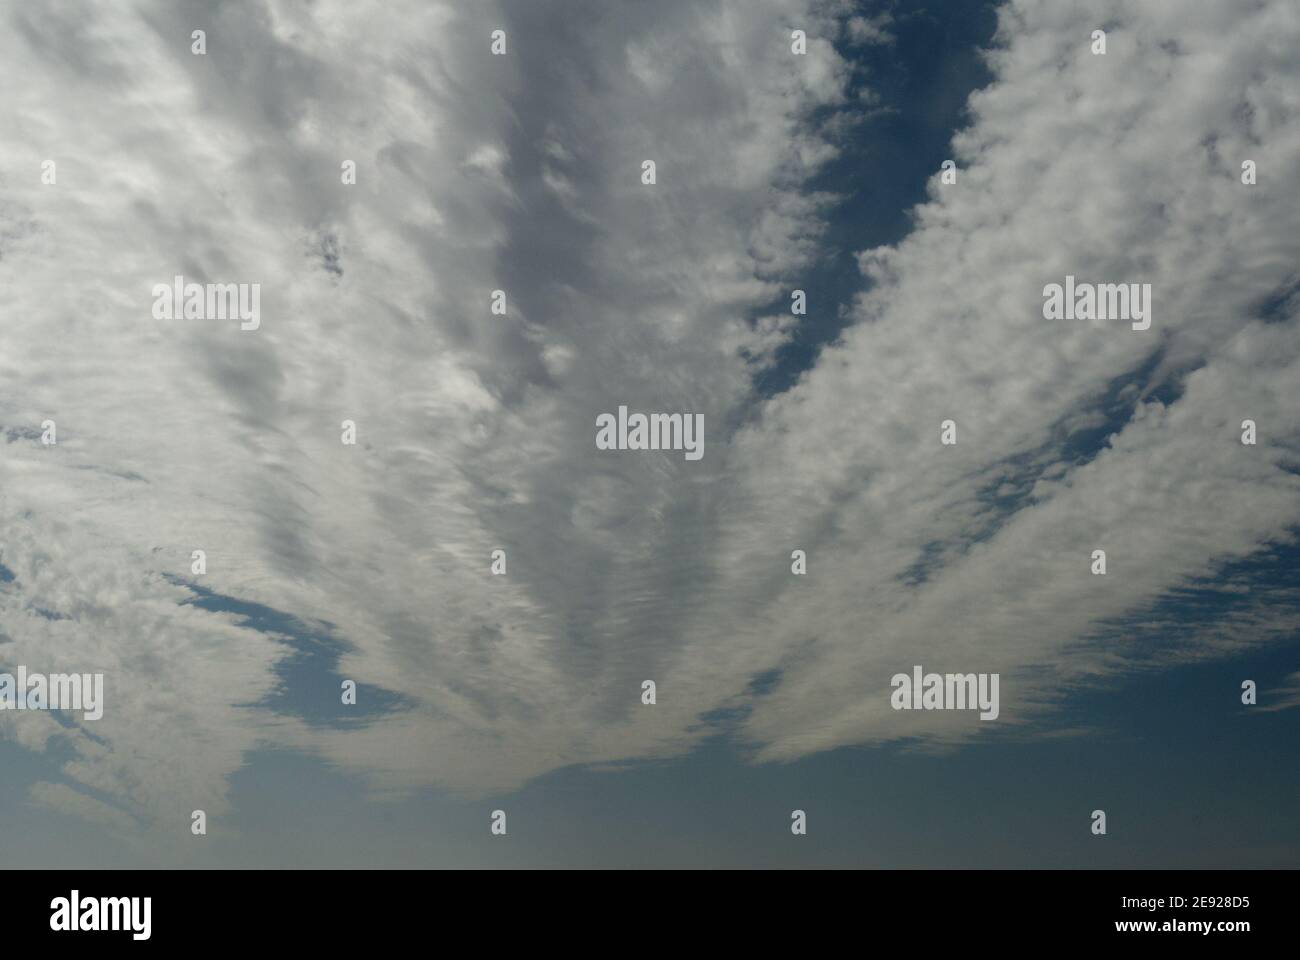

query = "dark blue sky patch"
[1082,532,1300,657]
[898,539,947,586]
[746,668,782,697]
[1252,277,1300,324]
[70,464,148,483]
[754,0,1000,397]
[1057,349,1171,464]
[691,669,786,733]
[692,703,750,731]
[168,577,411,728]
[3,426,42,444]
[890,350,1205,587]
[41,705,111,747]
[316,231,342,279]
[984,351,1191,521]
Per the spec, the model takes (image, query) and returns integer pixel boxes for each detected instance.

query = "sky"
[1,0,1298,868]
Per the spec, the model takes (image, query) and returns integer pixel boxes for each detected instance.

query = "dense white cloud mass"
[0,0,1297,851]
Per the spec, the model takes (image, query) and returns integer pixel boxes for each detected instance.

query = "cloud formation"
[1,0,1297,851]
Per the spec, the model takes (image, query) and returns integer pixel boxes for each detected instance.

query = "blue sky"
[1,0,1298,867]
